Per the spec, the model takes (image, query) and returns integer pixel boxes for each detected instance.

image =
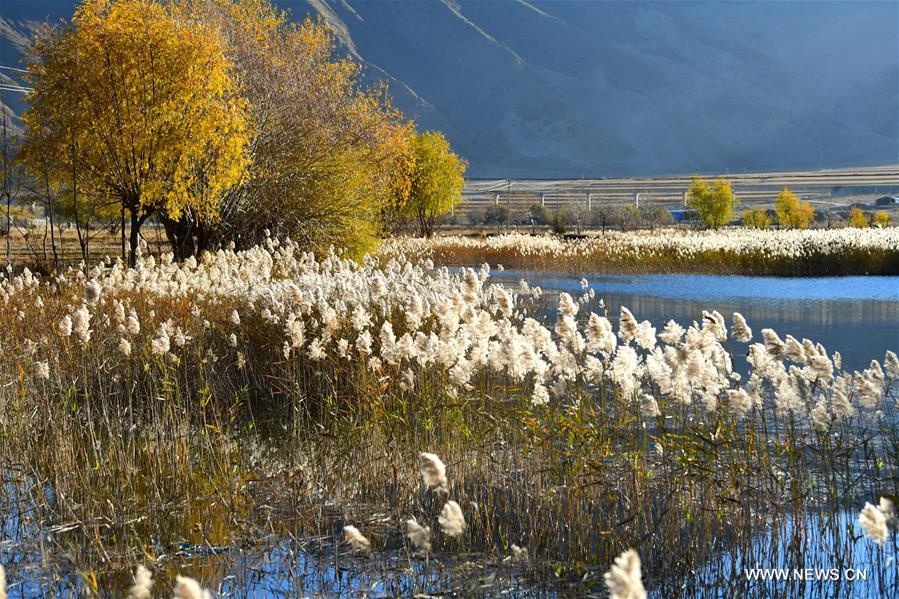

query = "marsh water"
[492,272,899,373]
[3,273,899,597]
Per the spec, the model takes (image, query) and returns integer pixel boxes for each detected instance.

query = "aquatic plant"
[418,452,448,494]
[126,566,153,599]
[343,525,371,554]
[0,237,896,595]
[378,228,899,275]
[438,500,466,538]
[604,549,646,599]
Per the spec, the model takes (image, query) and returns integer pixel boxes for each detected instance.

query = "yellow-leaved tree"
[686,176,737,230]
[848,207,870,228]
[742,208,771,229]
[21,0,250,264]
[774,187,814,229]
[873,211,891,228]
[405,131,467,237]
[171,1,416,258]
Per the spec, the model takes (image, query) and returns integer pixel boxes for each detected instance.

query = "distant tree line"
[460,178,892,234]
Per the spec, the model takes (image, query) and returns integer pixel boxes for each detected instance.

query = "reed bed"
[0,238,897,596]
[378,229,899,276]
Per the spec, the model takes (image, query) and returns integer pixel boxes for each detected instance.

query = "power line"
[0,65,28,74]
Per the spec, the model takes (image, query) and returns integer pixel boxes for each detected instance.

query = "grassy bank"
[379,229,899,276]
[0,239,897,595]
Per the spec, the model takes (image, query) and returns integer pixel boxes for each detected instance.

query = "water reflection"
[494,272,899,372]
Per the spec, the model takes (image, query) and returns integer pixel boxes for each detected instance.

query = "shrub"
[873,211,891,228]
[742,208,771,229]
[529,203,551,226]
[617,205,643,231]
[687,176,738,229]
[642,206,674,231]
[588,207,614,232]
[550,209,571,234]
[406,131,467,237]
[775,187,814,229]
[848,207,870,228]
[483,204,510,227]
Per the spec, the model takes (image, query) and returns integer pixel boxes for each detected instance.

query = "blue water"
[497,272,899,304]
[493,272,899,372]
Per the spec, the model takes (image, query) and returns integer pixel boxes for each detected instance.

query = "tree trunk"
[128,208,142,267]
[160,214,197,261]
[120,203,126,262]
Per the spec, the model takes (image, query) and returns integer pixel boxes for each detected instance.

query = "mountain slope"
[1,0,896,177]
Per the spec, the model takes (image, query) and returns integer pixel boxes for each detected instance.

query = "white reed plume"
[119,338,132,357]
[307,339,325,361]
[604,548,647,599]
[72,305,92,343]
[859,502,890,544]
[173,327,189,348]
[586,313,616,355]
[343,525,371,554]
[558,292,578,317]
[34,360,50,380]
[784,335,806,364]
[610,345,640,397]
[438,500,466,537]
[230,309,241,325]
[173,575,211,599]
[0,563,6,599]
[406,518,431,553]
[731,313,752,343]
[126,565,153,599]
[810,396,831,433]
[151,326,171,355]
[84,279,102,304]
[885,351,899,378]
[634,321,656,350]
[127,310,140,335]
[618,307,638,341]
[726,389,753,418]
[658,320,685,345]
[702,310,727,341]
[531,384,550,406]
[58,314,73,337]
[761,329,785,358]
[419,452,448,493]
[510,544,529,562]
[639,393,660,418]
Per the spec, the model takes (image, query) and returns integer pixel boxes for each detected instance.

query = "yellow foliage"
[687,176,737,229]
[174,2,417,257]
[405,131,467,237]
[21,0,250,260]
[848,207,869,228]
[742,208,771,229]
[774,187,814,229]
[873,211,891,228]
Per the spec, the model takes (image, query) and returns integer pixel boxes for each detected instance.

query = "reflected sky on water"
[492,272,899,373]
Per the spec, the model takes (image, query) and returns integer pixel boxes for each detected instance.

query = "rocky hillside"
[1,0,896,177]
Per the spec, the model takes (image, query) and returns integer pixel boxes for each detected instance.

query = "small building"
[875,195,899,206]
[669,209,698,223]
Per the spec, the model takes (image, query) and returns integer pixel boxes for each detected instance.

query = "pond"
[3,269,898,598]
[492,272,899,372]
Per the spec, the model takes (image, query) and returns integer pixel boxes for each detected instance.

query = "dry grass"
[0,240,896,595]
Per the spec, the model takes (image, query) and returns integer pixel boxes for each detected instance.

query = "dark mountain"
[1,0,897,177]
